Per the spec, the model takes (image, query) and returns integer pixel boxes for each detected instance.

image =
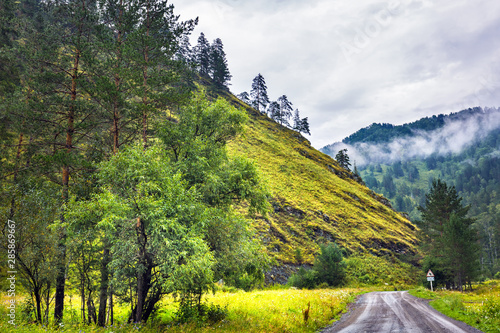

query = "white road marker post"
[426,269,435,292]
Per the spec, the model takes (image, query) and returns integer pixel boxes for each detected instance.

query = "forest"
[326,108,500,279]
[0,0,271,327]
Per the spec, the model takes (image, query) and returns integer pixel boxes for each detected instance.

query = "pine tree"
[418,179,479,290]
[292,109,311,135]
[293,109,301,130]
[444,213,480,291]
[237,91,250,104]
[419,179,468,239]
[194,32,210,76]
[209,38,231,89]
[177,34,193,63]
[335,149,351,171]
[382,173,396,197]
[300,117,311,135]
[268,101,280,120]
[12,0,102,321]
[314,243,346,287]
[129,0,197,148]
[277,95,293,126]
[250,73,270,113]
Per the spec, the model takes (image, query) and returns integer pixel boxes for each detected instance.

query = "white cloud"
[172,0,500,148]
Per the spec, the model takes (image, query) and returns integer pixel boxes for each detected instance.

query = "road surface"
[323,291,483,333]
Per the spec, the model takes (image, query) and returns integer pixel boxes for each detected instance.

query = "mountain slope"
[207,87,420,283]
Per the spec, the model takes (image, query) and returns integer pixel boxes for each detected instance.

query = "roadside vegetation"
[410,280,500,333]
[0,286,363,333]
[0,240,418,332]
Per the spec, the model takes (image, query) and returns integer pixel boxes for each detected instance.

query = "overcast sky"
[172,0,500,149]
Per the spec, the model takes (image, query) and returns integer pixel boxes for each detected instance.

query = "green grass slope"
[211,88,419,282]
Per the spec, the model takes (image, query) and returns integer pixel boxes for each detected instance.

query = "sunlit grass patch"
[163,287,358,333]
[0,287,360,333]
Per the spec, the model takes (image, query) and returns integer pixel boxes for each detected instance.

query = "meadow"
[3,281,499,332]
[0,286,362,333]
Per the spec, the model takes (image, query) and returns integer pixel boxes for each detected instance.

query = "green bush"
[204,303,228,323]
[482,299,500,319]
[175,302,227,324]
[288,267,318,289]
[288,242,346,289]
[314,243,346,286]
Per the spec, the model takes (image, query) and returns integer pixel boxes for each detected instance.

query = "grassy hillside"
[205,87,420,283]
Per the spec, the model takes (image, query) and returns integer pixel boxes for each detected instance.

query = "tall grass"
[0,287,359,333]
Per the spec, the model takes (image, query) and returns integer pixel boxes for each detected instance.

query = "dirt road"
[323,291,483,333]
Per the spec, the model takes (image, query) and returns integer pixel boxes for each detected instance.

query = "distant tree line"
[236,74,311,136]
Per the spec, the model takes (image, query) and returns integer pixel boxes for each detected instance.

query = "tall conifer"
[277,95,293,126]
[418,179,479,290]
[250,74,270,113]
[194,32,210,76]
[209,38,232,89]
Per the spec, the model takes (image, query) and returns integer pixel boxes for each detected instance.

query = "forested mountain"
[321,107,500,277]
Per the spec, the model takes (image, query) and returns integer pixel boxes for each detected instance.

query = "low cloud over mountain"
[322,107,500,166]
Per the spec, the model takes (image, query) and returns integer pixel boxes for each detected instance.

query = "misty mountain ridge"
[321,106,500,166]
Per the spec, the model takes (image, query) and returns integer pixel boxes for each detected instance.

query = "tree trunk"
[142,287,162,323]
[87,295,97,324]
[81,275,85,324]
[44,282,51,323]
[107,289,114,325]
[34,286,42,323]
[135,217,153,323]
[55,43,80,322]
[97,247,110,326]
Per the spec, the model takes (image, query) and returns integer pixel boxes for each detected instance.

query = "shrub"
[288,242,346,289]
[314,243,346,287]
[288,267,318,289]
[175,301,227,324]
[204,303,228,323]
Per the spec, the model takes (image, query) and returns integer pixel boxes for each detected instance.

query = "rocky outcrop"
[265,263,312,285]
